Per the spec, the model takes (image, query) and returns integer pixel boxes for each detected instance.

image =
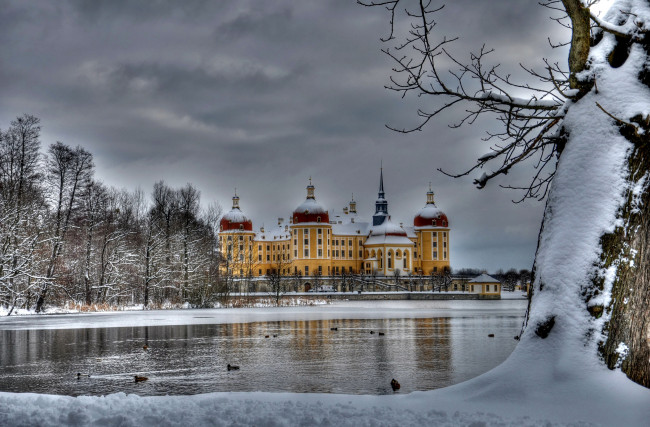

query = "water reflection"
[0,316,521,396]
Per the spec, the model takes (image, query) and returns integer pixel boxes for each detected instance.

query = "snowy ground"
[1,359,647,426]
[0,301,648,426]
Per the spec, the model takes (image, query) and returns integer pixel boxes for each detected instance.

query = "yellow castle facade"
[218,171,450,287]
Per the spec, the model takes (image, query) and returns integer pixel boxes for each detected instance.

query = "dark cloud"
[0,0,566,271]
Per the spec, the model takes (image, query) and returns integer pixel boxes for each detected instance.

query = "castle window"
[318,249,322,257]
[267,255,270,261]
[304,238,308,245]
[258,254,262,262]
[318,266,322,274]
[317,217,321,223]
[443,221,447,227]
[444,251,447,259]
[433,251,438,260]
[305,266,309,275]
[317,228,322,235]
[227,236,232,241]
[239,224,244,230]
[349,250,352,258]
[294,250,298,258]
[318,238,322,245]
[304,249,309,257]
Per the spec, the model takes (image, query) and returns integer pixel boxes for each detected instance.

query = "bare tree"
[36,142,93,312]
[0,115,45,314]
[361,0,650,387]
[266,256,293,306]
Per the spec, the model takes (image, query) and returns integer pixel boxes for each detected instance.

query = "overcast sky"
[0,0,577,272]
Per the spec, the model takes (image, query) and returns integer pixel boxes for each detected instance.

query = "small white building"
[468,273,501,295]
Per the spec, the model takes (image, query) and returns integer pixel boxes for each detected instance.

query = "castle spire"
[232,191,240,209]
[373,166,389,226]
[306,177,315,199]
[349,193,357,214]
[378,163,385,198]
[427,182,435,205]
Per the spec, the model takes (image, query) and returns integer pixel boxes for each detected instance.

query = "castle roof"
[414,186,449,228]
[292,180,330,224]
[365,218,413,246]
[220,194,253,232]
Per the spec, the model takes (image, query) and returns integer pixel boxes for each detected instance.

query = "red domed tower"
[413,185,449,228]
[219,192,255,276]
[289,179,332,278]
[292,178,329,224]
[220,193,253,232]
[413,184,450,275]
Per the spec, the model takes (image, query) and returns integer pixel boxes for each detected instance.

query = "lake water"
[0,300,526,396]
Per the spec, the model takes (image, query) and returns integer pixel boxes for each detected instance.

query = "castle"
[218,170,450,289]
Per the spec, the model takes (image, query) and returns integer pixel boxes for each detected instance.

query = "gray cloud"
[0,0,567,271]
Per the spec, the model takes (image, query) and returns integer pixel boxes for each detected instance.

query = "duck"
[378,332,385,336]
[134,375,148,382]
[330,327,338,331]
[370,331,375,334]
[227,364,240,371]
[265,335,270,338]
[143,344,149,350]
[76,373,90,379]
[488,334,495,338]
[390,379,401,391]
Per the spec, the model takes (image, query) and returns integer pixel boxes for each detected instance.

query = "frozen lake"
[0,300,526,396]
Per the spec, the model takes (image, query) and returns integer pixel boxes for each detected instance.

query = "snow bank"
[1,365,648,427]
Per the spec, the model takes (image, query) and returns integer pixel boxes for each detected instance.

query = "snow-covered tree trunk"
[519,0,650,388]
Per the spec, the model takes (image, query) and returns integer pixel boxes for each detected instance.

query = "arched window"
[317,216,321,223]
[388,251,393,269]
[432,219,437,226]
[239,224,244,230]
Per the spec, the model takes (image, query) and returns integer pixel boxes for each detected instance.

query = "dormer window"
[442,220,447,227]
[239,224,244,230]
[432,219,437,226]
[317,216,321,223]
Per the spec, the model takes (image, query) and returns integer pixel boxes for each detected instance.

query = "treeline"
[0,115,225,314]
